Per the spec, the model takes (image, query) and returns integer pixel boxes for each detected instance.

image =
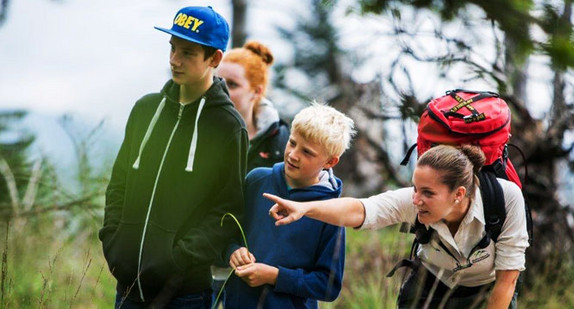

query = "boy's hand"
[264,193,306,226]
[229,247,256,268]
[235,263,279,287]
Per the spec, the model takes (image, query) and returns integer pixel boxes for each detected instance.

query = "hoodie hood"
[159,77,232,108]
[132,77,237,172]
[271,162,342,201]
[253,98,280,140]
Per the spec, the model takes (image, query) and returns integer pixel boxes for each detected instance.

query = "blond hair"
[291,102,356,158]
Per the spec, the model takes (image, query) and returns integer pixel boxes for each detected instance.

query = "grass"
[0,217,116,308]
[1,214,573,308]
[319,225,574,308]
[319,225,412,308]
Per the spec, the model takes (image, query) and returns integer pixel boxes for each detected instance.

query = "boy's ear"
[323,156,340,169]
[210,50,224,68]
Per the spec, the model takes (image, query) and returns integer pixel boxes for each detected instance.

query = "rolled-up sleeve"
[494,180,530,271]
[359,187,416,230]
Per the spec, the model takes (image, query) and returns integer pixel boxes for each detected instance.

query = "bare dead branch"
[0,193,101,219]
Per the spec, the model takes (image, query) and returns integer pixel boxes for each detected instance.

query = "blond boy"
[223,103,355,309]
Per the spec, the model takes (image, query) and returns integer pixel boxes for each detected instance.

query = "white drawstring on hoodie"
[132,97,166,169]
[130,96,206,301]
[185,97,206,171]
[132,96,206,172]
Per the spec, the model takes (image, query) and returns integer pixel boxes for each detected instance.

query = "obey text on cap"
[174,13,204,33]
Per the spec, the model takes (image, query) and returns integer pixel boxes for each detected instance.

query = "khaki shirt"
[359,178,529,288]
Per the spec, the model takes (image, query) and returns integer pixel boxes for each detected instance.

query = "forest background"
[0,0,573,307]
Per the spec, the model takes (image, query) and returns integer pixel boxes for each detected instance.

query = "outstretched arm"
[264,193,365,228]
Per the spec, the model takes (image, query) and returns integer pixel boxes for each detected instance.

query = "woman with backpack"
[265,144,529,308]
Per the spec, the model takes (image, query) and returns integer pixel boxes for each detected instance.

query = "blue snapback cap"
[154,6,230,51]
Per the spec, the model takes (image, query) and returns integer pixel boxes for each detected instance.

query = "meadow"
[2,211,573,308]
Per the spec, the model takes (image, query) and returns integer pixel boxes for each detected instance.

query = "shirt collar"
[463,186,485,225]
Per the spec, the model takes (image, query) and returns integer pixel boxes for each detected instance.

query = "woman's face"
[411,165,461,225]
[217,61,258,119]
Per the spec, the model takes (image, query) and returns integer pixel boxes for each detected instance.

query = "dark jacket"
[99,77,248,303]
[211,99,289,272]
[247,119,289,172]
[224,163,345,309]
[246,98,290,172]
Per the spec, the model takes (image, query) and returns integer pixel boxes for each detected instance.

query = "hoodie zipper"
[136,103,185,301]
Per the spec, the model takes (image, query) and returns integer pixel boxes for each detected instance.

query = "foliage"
[0,115,113,307]
[0,110,35,218]
[0,218,116,308]
[2,208,574,307]
[355,0,574,69]
[273,0,410,198]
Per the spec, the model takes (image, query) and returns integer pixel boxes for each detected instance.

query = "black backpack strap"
[413,216,433,244]
[507,143,529,186]
[400,143,418,166]
[386,257,420,277]
[387,216,432,278]
[444,90,499,123]
[477,171,506,242]
[446,89,500,98]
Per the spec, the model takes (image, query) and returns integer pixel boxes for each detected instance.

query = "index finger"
[263,193,281,203]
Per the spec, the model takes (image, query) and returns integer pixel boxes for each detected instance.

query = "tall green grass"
[0,217,116,308]
[1,214,573,308]
[320,225,574,308]
[319,225,411,308]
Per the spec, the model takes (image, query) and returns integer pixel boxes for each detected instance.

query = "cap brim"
[154,26,220,50]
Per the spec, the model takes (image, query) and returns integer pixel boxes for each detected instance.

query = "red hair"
[222,41,274,104]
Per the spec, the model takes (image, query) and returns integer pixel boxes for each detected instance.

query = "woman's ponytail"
[417,144,486,199]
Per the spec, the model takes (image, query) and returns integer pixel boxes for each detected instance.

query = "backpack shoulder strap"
[477,170,506,242]
[412,216,433,244]
[400,143,418,166]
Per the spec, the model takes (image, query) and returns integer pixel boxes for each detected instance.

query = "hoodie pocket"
[102,222,142,287]
[138,222,181,290]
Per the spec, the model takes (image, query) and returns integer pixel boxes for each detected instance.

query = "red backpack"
[401,89,522,188]
[399,89,532,244]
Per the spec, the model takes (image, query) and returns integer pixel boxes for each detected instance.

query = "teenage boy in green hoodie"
[99,6,248,309]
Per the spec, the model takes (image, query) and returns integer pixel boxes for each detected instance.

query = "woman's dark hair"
[416,144,486,199]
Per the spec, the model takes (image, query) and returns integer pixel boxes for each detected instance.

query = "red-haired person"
[212,41,290,305]
[218,41,290,172]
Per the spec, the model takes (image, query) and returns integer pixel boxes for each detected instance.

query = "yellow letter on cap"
[184,16,194,29]
[176,14,188,26]
[191,19,204,32]
[173,13,183,25]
